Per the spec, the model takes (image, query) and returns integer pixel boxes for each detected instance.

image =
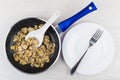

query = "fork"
[71,29,103,75]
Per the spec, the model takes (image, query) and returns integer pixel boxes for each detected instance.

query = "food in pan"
[10,24,55,68]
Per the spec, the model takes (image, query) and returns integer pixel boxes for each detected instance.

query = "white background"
[0,0,120,80]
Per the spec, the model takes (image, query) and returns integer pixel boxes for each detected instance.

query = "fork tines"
[92,29,103,41]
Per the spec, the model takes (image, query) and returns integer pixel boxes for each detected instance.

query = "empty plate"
[62,22,115,75]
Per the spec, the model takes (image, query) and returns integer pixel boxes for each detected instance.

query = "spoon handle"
[40,11,61,32]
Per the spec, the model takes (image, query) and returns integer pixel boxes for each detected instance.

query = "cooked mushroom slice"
[21,27,28,34]
[44,35,50,43]
[13,35,19,42]
[17,46,23,52]
[37,49,44,57]
[24,50,32,57]
[21,41,28,49]
[34,63,40,68]
[11,45,16,50]
[34,25,39,30]
[40,63,44,68]
[40,45,46,52]
[39,24,44,28]
[45,56,50,63]
[28,27,34,32]
[13,53,20,61]
[20,59,27,65]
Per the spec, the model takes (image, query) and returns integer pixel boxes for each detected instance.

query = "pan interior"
[5,18,60,73]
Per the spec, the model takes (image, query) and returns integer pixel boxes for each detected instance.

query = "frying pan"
[5,2,97,73]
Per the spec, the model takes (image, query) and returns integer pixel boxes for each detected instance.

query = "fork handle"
[71,46,90,75]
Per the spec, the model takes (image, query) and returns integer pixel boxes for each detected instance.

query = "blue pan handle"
[58,2,97,32]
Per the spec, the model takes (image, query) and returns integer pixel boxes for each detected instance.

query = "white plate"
[62,22,115,75]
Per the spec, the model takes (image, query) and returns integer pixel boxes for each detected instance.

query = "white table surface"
[0,0,120,80]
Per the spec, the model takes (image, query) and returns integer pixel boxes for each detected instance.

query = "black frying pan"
[5,2,97,73]
[6,18,60,73]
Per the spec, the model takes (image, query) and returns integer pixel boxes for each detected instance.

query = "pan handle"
[57,2,97,32]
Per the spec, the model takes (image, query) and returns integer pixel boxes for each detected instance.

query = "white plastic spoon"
[25,11,61,46]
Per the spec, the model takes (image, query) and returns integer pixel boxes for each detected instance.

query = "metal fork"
[71,29,103,75]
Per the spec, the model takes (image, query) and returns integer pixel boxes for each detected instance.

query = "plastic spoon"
[25,11,61,46]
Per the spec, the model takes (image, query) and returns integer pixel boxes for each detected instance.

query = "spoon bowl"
[25,11,60,46]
